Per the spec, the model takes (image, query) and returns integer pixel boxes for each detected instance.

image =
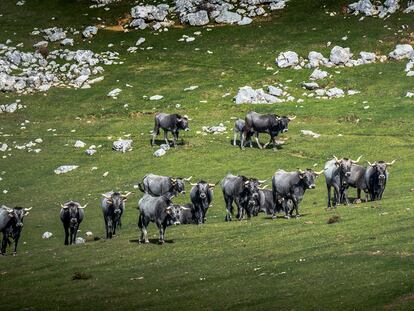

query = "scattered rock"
[153,148,166,157]
[310,68,328,80]
[42,231,53,239]
[112,139,132,153]
[74,140,86,148]
[202,123,227,133]
[149,95,163,101]
[107,88,122,98]
[82,26,98,38]
[54,165,79,174]
[389,44,413,60]
[330,46,353,65]
[301,130,321,138]
[276,51,299,68]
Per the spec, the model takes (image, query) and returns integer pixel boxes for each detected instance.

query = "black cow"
[151,113,190,147]
[272,169,322,218]
[60,201,87,245]
[241,111,295,150]
[221,173,265,221]
[189,181,215,224]
[365,160,396,201]
[101,192,131,239]
[324,156,362,208]
[138,194,183,244]
[178,203,199,224]
[343,164,369,203]
[0,205,31,255]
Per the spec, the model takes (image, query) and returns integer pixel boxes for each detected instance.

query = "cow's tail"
[138,182,145,193]
[153,117,160,136]
[138,213,143,229]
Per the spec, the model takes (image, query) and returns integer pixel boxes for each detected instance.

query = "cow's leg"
[327,185,332,209]
[255,132,263,149]
[233,130,238,146]
[292,198,300,218]
[333,184,340,208]
[64,226,69,245]
[1,232,7,255]
[224,196,233,221]
[157,222,165,244]
[354,188,362,204]
[364,190,369,203]
[13,234,20,256]
[240,132,246,150]
[342,187,349,205]
[107,218,113,239]
[172,130,179,148]
[283,200,290,219]
[263,134,273,149]
[235,198,243,220]
[163,130,170,146]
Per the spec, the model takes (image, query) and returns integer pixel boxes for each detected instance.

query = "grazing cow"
[272,169,322,218]
[343,164,369,203]
[221,174,264,221]
[233,119,253,147]
[138,173,192,197]
[151,113,190,147]
[138,194,183,244]
[177,203,198,224]
[0,205,31,255]
[189,181,215,224]
[365,160,396,201]
[241,111,295,150]
[324,155,362,208]
[101,192,131,239]
[60,201,87,245]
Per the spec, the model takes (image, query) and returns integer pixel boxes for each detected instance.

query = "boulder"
[186,10,209,26]
[389,44,413,60]
[112,139,132,153]
[310,68,328,80]
[54,165,79,174]
[215,11,242,24]
[307,51,329,67]
[276,51,299,68]
[330,46,353,65]
[82,26,98,38]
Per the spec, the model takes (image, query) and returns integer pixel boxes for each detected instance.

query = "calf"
[60,201,87,245]
[233,119,253,148]
[189,181,215,224]
[138,194,183,244]
[101,192,131,239]
[151,113,190,147]
[0,205,31,255]
[365,160,396,201]
[272,169,322,218]
[178,203,199,224]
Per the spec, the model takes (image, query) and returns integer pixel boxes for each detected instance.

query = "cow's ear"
[299,173,305,179]
[8,212,14,217]
[165,207,172,215]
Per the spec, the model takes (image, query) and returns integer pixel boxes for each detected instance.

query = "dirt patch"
[100,15,131,32]
[385,293,414,310]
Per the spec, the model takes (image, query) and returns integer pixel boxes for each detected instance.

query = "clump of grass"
[327,215,341,224]
[72,272,92,281]
[338,114,360,124]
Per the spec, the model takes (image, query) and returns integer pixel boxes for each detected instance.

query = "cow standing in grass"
[189,181,215,224]
[138,173,192,197]
[233,119,253,148]
[0,205,31,255]
[101,192,131,239]
[365,160,396,201]
[60,201,87,245]
[241,112,295,150]
[324,156,362,208]
[272,169,322,218]
[151,113,190,147]
[342,164,369,203]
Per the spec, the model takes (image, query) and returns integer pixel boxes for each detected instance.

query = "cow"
[233,119,253,148]
[365,160,396,201]
[241,111,296,150]
[272,169,322,218]
[0,205,31,256]
[151,113,190,147]
[101,192,131,239]
[138,173,192,197]
[324,155,362,208]
[189,181,215,224]
[59,201,87,245]
[138,194,183,244]
[258,188,276,216]
[221,173,265,221]
[342,164,369,204]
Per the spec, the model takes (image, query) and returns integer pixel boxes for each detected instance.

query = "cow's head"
[244,178,266,216]
[102,192,131,214]
[171,176,192,196]
[367,160,396,186]
[3,206,31,228]
[61,201,87,226]
[334,155,362,185]
[165,204,182,226]
[190,181,215,223]
[278,115,296,133]
[177,115,190,131]
[298,169,323,189]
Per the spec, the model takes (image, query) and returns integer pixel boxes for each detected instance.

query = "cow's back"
[221,174,241,196]
[144,174,170,196]
[324,159,339,186]
[272,170,298,195]
[347,165,367,189]
[0,207,11,231]
[139,194,166,220]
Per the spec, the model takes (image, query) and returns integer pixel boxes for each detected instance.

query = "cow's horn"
[171,178,177,183]
[297,168,304,174]
[3,206,13,212]
[24,207,32,212]
[61,204,68,209]
[180,206,191,211]
[288,115,296,121]
[386,159,396,166]
[184,176,192,182]
[78,204,88,209]
[183,114,189,119]
[244,180,250,185]
[123,192,132,198]
[367,161,373,166]
[314,170,324,175]
[190,182,197,186]
[101,193,112,200]
[259,185,269,190]
[333,155,340,162]
[351,155,362,164]
[258,179,267,184]
[208,183,215,187]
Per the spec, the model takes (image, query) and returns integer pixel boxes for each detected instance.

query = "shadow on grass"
[129,239,175,244]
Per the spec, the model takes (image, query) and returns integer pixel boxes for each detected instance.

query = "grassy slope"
[1,0,414,310]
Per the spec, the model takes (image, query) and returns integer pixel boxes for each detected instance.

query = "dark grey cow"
[365,160,396,201]
[272,169,322,218]
[138,194,183,244]
[151,113,190,147]
[189,181,215,224]
[343,164,369,203]
[233,119,253,148]
[258,188,276,216]
[241,111,295,150]
[221,174,264,221]
[324,156,362,208]
[138,173,192,197]
[0,205,31,255]
[101,192,131,239]
[59,201,87,245]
